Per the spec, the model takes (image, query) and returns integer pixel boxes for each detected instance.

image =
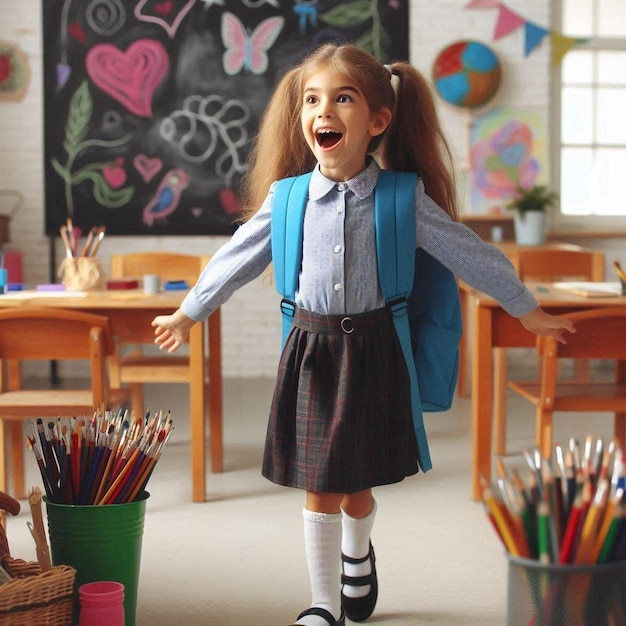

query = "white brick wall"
[0,1,619,379]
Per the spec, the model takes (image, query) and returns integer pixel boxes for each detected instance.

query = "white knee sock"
[341,499,377,599]
[295,508,343,626]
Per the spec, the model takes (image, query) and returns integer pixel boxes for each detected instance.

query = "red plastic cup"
[79,581,125,626]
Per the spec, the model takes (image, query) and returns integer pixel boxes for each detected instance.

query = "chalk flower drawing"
[51,81,134,217]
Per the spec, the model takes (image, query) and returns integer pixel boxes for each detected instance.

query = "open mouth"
[316,129,342,148]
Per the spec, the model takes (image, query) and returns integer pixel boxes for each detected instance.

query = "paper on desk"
[553,282,622,297]
[0,290,88,299]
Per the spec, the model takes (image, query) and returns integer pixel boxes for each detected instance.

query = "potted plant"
[506,184,558,245]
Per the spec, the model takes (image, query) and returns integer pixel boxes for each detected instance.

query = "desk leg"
[472,305,493,501]
[190,322,206,502]
[458,287,469,397]
[208,309,223,473]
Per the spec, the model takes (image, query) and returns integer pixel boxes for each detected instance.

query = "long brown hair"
[239,43,458,222]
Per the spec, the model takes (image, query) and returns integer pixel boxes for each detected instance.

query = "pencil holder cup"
[45,492,149,626]
[507,555,626,626]
[79,581,125,626]
[58,257,105,291]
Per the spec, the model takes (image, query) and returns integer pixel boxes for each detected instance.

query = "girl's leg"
[293,492,344,626]
[341,489,378,621]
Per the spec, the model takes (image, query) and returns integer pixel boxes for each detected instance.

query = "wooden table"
[456,242,605,397]
[464,281,626,501]
[0,289,221,502]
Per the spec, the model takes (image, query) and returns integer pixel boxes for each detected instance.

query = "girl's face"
[300,66,391,182]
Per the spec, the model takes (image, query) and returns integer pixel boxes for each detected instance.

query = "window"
[555,0,626,226]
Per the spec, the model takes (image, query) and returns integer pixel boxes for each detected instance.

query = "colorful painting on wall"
[469,107,548,214]
[42,0,408,236]
[0,42,30,102]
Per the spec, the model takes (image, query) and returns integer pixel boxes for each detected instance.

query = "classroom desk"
[456,242,605,397]
[464,281,626,501]
[0,289,221,502]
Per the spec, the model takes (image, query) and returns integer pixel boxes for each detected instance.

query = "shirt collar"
[308,158,381,202]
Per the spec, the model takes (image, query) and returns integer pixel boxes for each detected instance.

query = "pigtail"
[382,63,459,221]
[239,67,315,222]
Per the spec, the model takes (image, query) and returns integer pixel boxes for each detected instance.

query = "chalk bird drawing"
[142,168,190,226]
[221,12,284,75]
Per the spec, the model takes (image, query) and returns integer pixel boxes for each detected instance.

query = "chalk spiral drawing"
[161,95,250,184]
[134,0,197,39]
[221,13,285,76]
[85,0,126,36]
[86,39,169,117]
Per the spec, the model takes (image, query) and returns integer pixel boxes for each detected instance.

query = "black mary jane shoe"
[341,541,378,622]
[289,607,345,626]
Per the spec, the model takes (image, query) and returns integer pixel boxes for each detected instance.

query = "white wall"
[0,1,612,379]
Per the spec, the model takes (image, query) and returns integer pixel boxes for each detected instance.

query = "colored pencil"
[25,411,173,505]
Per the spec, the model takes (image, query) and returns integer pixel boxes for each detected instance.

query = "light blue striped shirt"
[181,159,537,321]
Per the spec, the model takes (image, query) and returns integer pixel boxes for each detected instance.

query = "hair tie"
[383,64,400,95]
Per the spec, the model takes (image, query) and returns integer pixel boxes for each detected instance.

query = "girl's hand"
[151,309,196,353]
[518,307,576,344]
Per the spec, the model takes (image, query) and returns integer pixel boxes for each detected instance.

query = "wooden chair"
[109,252,224,474]
[0,307,131,498]
[494,247,605,455]
[508,307,626,459]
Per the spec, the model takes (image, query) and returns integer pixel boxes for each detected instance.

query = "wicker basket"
[0,564,76,626]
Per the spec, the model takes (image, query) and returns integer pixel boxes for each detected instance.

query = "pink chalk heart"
[133,154,163,183]
[86,39,169,118]
[191,207,203,217]
[134,0,196,39]
[103,162,126,189]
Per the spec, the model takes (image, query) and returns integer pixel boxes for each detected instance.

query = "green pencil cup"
[45,492,149,626]
[507,555,626,626]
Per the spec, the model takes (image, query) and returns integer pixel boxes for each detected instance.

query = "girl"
[151,44,574,626]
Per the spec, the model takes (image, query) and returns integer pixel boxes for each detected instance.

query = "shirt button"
[336,206,343,213]
[334,283,342,292]
[337,183,346,191]
[334,245,342,253]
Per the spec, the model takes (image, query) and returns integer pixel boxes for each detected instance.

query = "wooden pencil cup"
[58,257,105,291]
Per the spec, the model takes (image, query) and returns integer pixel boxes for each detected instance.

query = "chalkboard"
[42,0,408,236]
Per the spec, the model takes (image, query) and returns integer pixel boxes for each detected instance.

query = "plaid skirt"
[262,306,418,494]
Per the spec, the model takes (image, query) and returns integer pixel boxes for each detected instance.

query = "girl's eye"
[304,95,318,104]
[337,94,351,103]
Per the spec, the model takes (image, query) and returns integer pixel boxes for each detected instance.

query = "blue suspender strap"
[271,173,312,349]
[374,171,432,472]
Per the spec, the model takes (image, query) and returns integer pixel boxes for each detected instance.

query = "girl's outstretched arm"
[518,307,576,344]
[151,309,196,353]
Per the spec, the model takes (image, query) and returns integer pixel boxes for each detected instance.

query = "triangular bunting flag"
[493,5,525,40]
[524,21,549,56]
[465,0,501,8]
[551,32,580,66]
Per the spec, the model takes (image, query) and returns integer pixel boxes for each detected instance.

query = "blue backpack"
[271,170,462,472]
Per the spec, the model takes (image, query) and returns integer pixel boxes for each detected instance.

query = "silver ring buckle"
[340,316,355,334]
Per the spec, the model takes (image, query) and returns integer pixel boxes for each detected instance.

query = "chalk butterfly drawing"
[221,12,284,76]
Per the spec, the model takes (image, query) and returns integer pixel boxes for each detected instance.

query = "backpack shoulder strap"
[374,171,433,471]
[271,172,312,348]
[374,170,417,301]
